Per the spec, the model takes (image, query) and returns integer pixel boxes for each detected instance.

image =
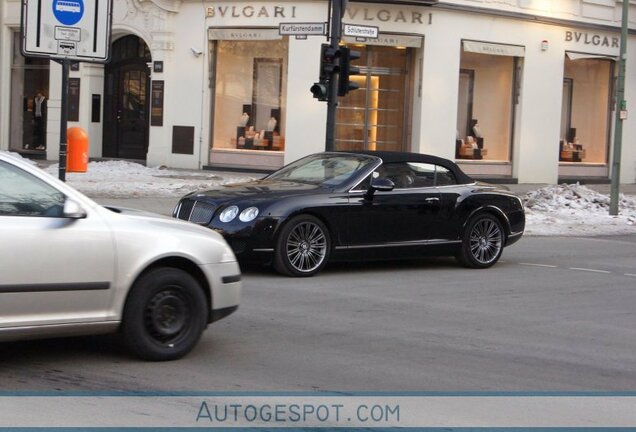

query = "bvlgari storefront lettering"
[205,4,423,24]
[206,5,297,19]
[345,8,423,24]
[565,31,618,48]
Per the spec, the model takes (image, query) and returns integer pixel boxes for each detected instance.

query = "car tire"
[274,215,331,277]
[121,267,207,361]
[457,213,505,269]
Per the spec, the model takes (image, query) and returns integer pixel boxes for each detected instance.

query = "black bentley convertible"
[173,151,525,276]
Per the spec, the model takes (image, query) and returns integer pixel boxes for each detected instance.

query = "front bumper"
[208,216,282,261]
[199,261,242,323]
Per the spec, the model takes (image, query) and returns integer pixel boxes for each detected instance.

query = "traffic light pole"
[56,58,70,182]
[325,0,344,152]
[609,0,628,216]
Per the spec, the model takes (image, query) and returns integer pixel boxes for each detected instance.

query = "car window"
[0,160,65,217]
[435,165,457,186]
[374,162,457,189]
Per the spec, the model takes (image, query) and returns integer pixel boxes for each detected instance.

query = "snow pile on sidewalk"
[44,160,255,198]
[523,183,636,236]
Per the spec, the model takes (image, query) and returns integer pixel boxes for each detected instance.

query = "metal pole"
[58,59,70,182]
[609,0,629,215]
[325,0,344,152]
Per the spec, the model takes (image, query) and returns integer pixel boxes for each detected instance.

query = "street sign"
[343,23,379,39]
[21,0,113,63]
[279,22,326,36]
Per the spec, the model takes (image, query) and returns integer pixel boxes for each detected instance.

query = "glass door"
[335,45,411,152]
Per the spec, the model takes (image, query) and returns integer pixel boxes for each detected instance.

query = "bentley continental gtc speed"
[174,151,525,277]
[0,151,241,361]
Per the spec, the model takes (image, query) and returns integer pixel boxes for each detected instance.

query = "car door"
[0,160,115,328]
[345,162,442,246]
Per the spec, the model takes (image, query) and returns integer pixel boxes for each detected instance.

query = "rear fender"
[463,205,512,239]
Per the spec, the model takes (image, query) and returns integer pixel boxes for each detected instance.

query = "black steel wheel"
[121,267,207,361]
[457,213,504,268]
[274,215,330,277]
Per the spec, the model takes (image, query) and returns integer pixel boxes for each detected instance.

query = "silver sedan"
[0,152,241,361]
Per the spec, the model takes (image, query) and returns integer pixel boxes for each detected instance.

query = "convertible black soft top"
[337,150,474,185]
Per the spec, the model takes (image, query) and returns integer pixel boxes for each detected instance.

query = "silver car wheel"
[469,218,503,265]
[285,221,327,273]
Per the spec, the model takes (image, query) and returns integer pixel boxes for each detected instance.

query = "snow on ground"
[43,160,255,198]
[522,183,636,236]
[4,152,636,236]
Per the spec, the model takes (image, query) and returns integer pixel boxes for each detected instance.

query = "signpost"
[343,23,379,39]
[279,22,327,37]
[21,0,113,180]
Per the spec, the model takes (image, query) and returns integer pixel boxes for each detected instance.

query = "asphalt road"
[1,235,635,392]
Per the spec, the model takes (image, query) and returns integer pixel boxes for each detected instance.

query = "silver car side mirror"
[63,198,87,219]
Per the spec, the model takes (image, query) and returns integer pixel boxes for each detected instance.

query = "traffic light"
[311,44,339,101]
[319,43,338,81]
[310,82,329,101]
[337,46,361,96]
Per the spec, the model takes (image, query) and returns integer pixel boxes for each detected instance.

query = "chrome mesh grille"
[176,200,216,225]
[176,199,195,221]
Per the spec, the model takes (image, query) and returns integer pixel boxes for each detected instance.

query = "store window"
[9,32,50,152]
[559,54,613,164]
[455,42,521,163]
[335,45,412,152]
[211,38,288,152]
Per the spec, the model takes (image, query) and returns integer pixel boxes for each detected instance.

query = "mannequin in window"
[27,92,47,150]
[471,119,484,150]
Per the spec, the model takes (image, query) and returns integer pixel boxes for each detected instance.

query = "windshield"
[267,153,378,186]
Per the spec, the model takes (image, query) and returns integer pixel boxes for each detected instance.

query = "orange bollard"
[66,127,89,173]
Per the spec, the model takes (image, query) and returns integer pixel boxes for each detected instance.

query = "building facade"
[1,0,635,183]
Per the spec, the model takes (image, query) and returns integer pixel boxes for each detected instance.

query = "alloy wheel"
[469,218,503,265]
[285,221,327,273]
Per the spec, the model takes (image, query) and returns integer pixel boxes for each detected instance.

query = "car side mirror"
[365,177,395,199]
[63,198,87,219]
[370,177,395,192]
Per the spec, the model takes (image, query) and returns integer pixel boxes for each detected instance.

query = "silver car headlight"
[239,206,259,222]
[219,205,239,223]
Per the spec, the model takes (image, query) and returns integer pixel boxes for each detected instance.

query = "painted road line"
[519,263,558,268]
[625,273,636,277]
[569,267,612,274]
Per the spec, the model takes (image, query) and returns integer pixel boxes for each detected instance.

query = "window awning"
[208,28,282,41]
[343,34,423,48]
[566,52,616,61]
[462,40,525,57]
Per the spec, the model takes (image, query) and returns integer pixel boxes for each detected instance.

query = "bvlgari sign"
[565,31,618,48]
[205,4,427,24]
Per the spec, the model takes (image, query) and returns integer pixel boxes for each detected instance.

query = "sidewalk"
[34,159,636,197]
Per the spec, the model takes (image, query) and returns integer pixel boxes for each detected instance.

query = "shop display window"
[336,45,411,152]
[455,51,515,162]
[211,39,288,152]
[559,56,612,164]
[9,32,49,152]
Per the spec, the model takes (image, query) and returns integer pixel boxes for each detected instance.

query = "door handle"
[424,197,440,202]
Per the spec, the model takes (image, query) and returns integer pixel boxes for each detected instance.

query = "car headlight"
[219,205,239,223]
[239,206,259,222]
